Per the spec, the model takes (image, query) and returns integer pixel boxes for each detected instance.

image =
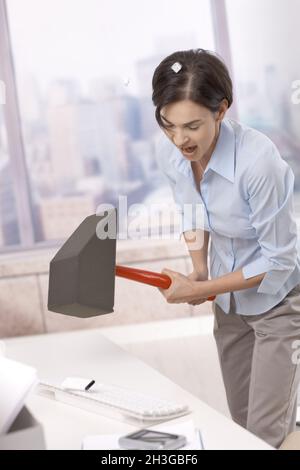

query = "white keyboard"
[37,379,190,424]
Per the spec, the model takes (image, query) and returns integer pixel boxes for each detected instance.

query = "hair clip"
[171,62,182,73]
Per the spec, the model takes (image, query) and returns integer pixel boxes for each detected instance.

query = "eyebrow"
[160,115,203,126]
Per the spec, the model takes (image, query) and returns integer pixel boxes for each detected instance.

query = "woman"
[152,48,300,448]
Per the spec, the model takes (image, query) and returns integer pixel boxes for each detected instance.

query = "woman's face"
[160,99,227,163]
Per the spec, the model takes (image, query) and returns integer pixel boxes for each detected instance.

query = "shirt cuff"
[242,256,294,295]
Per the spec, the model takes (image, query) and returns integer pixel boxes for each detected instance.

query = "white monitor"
[0,357,37,435]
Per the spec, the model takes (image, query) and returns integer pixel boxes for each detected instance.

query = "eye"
[188,126,199,131]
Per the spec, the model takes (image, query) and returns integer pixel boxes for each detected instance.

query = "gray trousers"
[212,284,300,449]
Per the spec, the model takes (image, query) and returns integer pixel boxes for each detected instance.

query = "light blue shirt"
[155,117,300,315]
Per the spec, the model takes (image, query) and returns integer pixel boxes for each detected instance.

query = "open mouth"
[182,145,197,155]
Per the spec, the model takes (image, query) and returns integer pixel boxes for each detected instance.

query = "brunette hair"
[152,48,233,128]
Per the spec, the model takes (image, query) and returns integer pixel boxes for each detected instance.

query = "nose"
[172,130,190,148]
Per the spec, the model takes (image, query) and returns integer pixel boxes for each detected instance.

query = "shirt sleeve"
[242,142,298,295]
[154,133,205,235]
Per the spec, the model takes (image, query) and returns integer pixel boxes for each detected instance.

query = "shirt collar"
[169,118,236,183]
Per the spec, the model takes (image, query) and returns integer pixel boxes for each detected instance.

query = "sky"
[6,0,300,103]
[226,0,300,87]
[6,0,214,95]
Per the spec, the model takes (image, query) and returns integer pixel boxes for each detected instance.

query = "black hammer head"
[47,210,117,318]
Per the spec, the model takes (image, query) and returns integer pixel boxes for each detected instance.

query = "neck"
[199,121,222,171]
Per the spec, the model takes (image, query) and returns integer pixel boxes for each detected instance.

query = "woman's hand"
[159,268,207,304]
[187,267,209,282]
[186,268,209,305]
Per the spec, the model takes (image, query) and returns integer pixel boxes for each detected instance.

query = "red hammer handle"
[115,265,216,301]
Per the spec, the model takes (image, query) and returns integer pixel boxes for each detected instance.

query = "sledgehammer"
[48,209,215,318]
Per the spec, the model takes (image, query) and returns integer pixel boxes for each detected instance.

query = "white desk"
[4,328,273,450]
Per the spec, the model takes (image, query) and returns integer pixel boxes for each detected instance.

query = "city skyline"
[1,0,300,246]
[1,57,299,244]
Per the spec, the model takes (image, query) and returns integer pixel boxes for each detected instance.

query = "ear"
[216,99,229,122]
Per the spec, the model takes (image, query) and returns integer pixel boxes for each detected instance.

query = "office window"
[6,0,215,243]
[0,106,20,246]
[226,0,300,211]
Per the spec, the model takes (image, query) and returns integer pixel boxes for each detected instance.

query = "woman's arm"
[183,229,209,279]
[159,268,266,304]
[194,269,266,299]
[183,229,209,305]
